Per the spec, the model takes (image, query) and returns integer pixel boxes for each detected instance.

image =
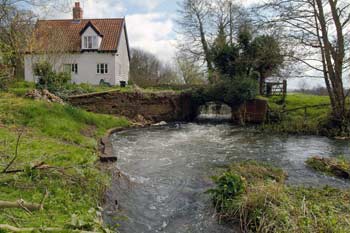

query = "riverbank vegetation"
[262,93,350,137]
[0,92,130,231]
[262,93,334,135]
[307,156,350,179]
[208,161,350,232]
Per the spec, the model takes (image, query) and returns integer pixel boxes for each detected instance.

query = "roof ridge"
[38,18,124,22]
[32,17,126,53]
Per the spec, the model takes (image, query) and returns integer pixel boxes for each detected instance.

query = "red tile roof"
[29,18,125,53]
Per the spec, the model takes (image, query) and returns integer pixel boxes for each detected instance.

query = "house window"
[97,63,108,74]
[83,36,97,49]
[64,64,78,74]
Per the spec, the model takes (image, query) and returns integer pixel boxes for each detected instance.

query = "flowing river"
[103,122,350,233]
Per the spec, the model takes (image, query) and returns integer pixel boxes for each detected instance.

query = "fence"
[263,80,287,97]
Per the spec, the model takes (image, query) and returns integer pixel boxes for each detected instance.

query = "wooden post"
[283,80,287,96]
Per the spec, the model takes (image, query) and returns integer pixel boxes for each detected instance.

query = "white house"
[25,2,130,86]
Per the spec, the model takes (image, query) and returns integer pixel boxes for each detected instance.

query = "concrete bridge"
[68,90,267,124]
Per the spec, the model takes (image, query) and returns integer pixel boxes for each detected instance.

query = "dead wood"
[0,224,99,233]
[2,131,23,173]
[0,200,42,211]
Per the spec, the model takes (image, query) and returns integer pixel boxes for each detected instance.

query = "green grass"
[0,92,130,232]
[209,161,350,232]
[7,81,184,99]
[306,156,350,179]
[263,93,332,135]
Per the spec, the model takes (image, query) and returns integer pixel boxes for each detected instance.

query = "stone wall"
[68,90,268,124]
[68,91,197,123]
[231,99,268,124]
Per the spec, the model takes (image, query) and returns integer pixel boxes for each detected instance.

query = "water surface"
[104,123,350,233]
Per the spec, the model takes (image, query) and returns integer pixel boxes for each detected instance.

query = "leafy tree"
[192,76,258,107]
[250,35,284,94]
[177,0,245,83]
[211,26,283,94]
[211,24,240,78]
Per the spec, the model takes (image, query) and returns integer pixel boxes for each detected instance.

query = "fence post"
[283,80,287,96]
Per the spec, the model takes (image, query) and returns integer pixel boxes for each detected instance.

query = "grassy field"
[263,93,333,135]
[0,91,130,232]
[209,161,350,233]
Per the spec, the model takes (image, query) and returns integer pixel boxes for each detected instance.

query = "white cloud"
[126,13,177,62]
[83,0,126,18]
[129,0,162,11]
[42,0,126,19]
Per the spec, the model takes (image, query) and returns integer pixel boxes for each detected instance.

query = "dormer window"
[80,21,103,51]
[83,36,98,49]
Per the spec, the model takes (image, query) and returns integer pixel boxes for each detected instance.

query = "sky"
[43,0,180,63]
[43,0,260,64]
[38,0,330,89]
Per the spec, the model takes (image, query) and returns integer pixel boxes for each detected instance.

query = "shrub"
[33,61,71,93]
[0,67,12,90]
[0,75,9,90]
[208,162,350,232]
[192,76,258,107]
[306,156,350,179]
[207,171,245,213]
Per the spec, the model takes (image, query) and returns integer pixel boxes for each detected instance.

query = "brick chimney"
[73,2,83,20]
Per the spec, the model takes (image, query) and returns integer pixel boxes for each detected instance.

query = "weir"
[196,102,232,122]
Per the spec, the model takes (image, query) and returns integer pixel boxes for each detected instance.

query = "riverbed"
[103,123,350,233]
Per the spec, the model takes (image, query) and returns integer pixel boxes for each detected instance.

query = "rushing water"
[103,123,350,233]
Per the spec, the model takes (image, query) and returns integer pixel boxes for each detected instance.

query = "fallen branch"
[0,224,99,233]
[0,200,41,211]
[0,189,49,212]
[2,130,23,173]
[2,162,50,174]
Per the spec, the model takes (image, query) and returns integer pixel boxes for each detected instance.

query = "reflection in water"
[104,123,350,233]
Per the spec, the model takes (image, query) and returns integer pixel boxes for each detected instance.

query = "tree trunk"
[196,12,213,80]
[314,0,346,121]
[259,76,265,95]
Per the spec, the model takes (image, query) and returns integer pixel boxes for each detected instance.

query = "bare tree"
[176,52,206,85]
[130,48,180,87]
[177,0,247,83]
[257,0,350,121]
[177,0,214,75]
[0,1,36,78]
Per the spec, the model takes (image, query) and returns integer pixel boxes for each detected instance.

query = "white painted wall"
[24,25,130,86]
[115,26,130,84]
[24,51,130,86]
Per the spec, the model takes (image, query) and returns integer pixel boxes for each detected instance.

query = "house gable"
[80,22,103,51]
[25,2,130,86]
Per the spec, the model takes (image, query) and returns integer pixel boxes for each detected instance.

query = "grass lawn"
[0,92,130,232]
[209,161,350,233]
[263,93,333,135]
